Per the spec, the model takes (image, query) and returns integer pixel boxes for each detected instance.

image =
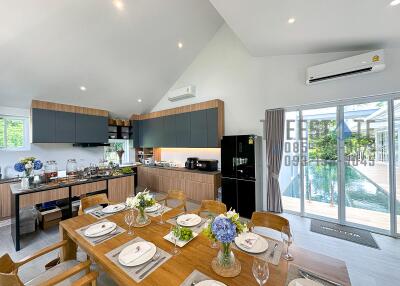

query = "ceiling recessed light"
[113,0,124,10]
[80,86,86,91]
[288,18,296,24]
[178,42,183,49]
[137,99,142,103]
[390,0,400,6]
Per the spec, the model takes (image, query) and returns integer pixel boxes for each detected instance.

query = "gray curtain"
[265,108,284,213]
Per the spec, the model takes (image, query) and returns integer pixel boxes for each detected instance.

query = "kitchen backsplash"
[159,148,221,169]
[0,143,105,178]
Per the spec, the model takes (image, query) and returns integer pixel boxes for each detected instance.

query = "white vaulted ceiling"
[0,0,223,117]
[209,0,400,56]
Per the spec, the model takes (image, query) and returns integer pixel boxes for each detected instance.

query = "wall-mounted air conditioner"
[306,50,385,85]
[168,85,196,102]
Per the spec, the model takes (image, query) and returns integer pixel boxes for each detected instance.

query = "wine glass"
[158,205,166,225]
[281,225,293,261]
[124,212,135,235]
[170,225,181,256]
[252,258,269,286]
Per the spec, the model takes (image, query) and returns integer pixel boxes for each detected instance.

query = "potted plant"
[203,209,247,277]
[14,157,43,189]
[126,190,156,225]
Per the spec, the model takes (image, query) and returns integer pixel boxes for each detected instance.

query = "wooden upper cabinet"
[31,108,56,143]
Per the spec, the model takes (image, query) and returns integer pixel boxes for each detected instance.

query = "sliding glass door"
[280,93,400,236]
[343,102,390,230]
[302,107,338,220]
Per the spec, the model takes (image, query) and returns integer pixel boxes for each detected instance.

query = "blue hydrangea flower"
[211,216,237,243]
[14,162,25,173]
[33,160,43,170]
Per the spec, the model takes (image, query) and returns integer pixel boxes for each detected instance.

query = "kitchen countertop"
[138,164,221,175]
[0,177,21,184]
[10,173,135,195]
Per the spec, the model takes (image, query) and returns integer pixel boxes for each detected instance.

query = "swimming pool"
[282,162,400,213]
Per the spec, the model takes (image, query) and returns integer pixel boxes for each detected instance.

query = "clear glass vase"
[136,208,149,225]
[217,242,236,268]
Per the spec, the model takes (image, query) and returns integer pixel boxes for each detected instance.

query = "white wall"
[152,24,400,209]
[159,148,221,168]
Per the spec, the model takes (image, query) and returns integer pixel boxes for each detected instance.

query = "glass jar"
[44,161,58,183]
[66,159,78,180]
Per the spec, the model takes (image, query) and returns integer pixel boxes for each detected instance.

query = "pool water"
[282,162,400,213]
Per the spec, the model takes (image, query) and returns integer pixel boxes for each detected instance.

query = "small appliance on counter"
[197,159,218,171]
[185,157,198,170]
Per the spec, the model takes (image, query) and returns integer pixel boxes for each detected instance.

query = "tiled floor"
[1,210,399,285]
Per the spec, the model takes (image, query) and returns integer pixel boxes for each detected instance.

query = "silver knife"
[299,269,342,286]
[139,256,166,279]
[269,243,278,259]
[171,212,185,220]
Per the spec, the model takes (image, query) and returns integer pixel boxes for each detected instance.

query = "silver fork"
[135,252,160,274]
[113,245,140,258]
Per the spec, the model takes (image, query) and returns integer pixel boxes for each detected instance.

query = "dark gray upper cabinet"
[141,119,152,147]
[175,112,191,147]
[75,114,108,143]
[190,110,208,147]
[55,111,76,143]
[153,117,164,147]
[31,108,56,143]
[131,120,141,147]
[163,115,176,147]
[207,108,219,147]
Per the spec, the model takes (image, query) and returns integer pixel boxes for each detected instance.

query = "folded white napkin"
[240,233,259,249]
[85,222,113,236]
[119,243,152,265]
[103,204,123,212]
[179,214,198,225]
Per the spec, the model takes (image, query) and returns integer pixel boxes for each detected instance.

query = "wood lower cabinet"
[108,176,135,202]
[0,183,12,218]
[19,187,69,209]
[137,166,220,202]
[71,181,107,197]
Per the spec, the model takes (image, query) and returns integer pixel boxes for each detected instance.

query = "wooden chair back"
[79,193,110,215]
[164,190,187,212]
[250,211,291,234]
[198,200,227,216]
[0,254,23,286]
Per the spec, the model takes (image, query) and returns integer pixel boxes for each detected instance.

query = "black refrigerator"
[221,135,263,218]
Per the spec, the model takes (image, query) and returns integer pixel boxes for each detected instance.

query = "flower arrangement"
[203,209,247,270]
[14,157,43,177]
[126,190,156,225]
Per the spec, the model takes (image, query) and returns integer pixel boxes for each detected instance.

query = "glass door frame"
[283,92,400,237]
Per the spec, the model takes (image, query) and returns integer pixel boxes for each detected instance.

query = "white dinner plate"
[176,214,202,227]
[196,280,226,286]
[234,232,269,254]
[118,241,157,267]
[163,231,199,247]
[288,278,323,286]
[102,203,126,214]
[145,203,161,213]
[84,222,117,238]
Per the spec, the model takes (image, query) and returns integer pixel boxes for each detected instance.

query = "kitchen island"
[10,173,134,251]
[137,165,221,202]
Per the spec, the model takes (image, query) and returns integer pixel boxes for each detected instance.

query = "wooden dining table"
[59,207,352,286]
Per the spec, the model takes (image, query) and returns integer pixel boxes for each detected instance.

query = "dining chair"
[158,190,187,212]
[250,211,291,235]
[192,200,227,217]
[78,193,110,215]
[0,240,98,286]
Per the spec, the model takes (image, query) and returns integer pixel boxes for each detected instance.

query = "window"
[0,115,29,151]
[104,139,130,164]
